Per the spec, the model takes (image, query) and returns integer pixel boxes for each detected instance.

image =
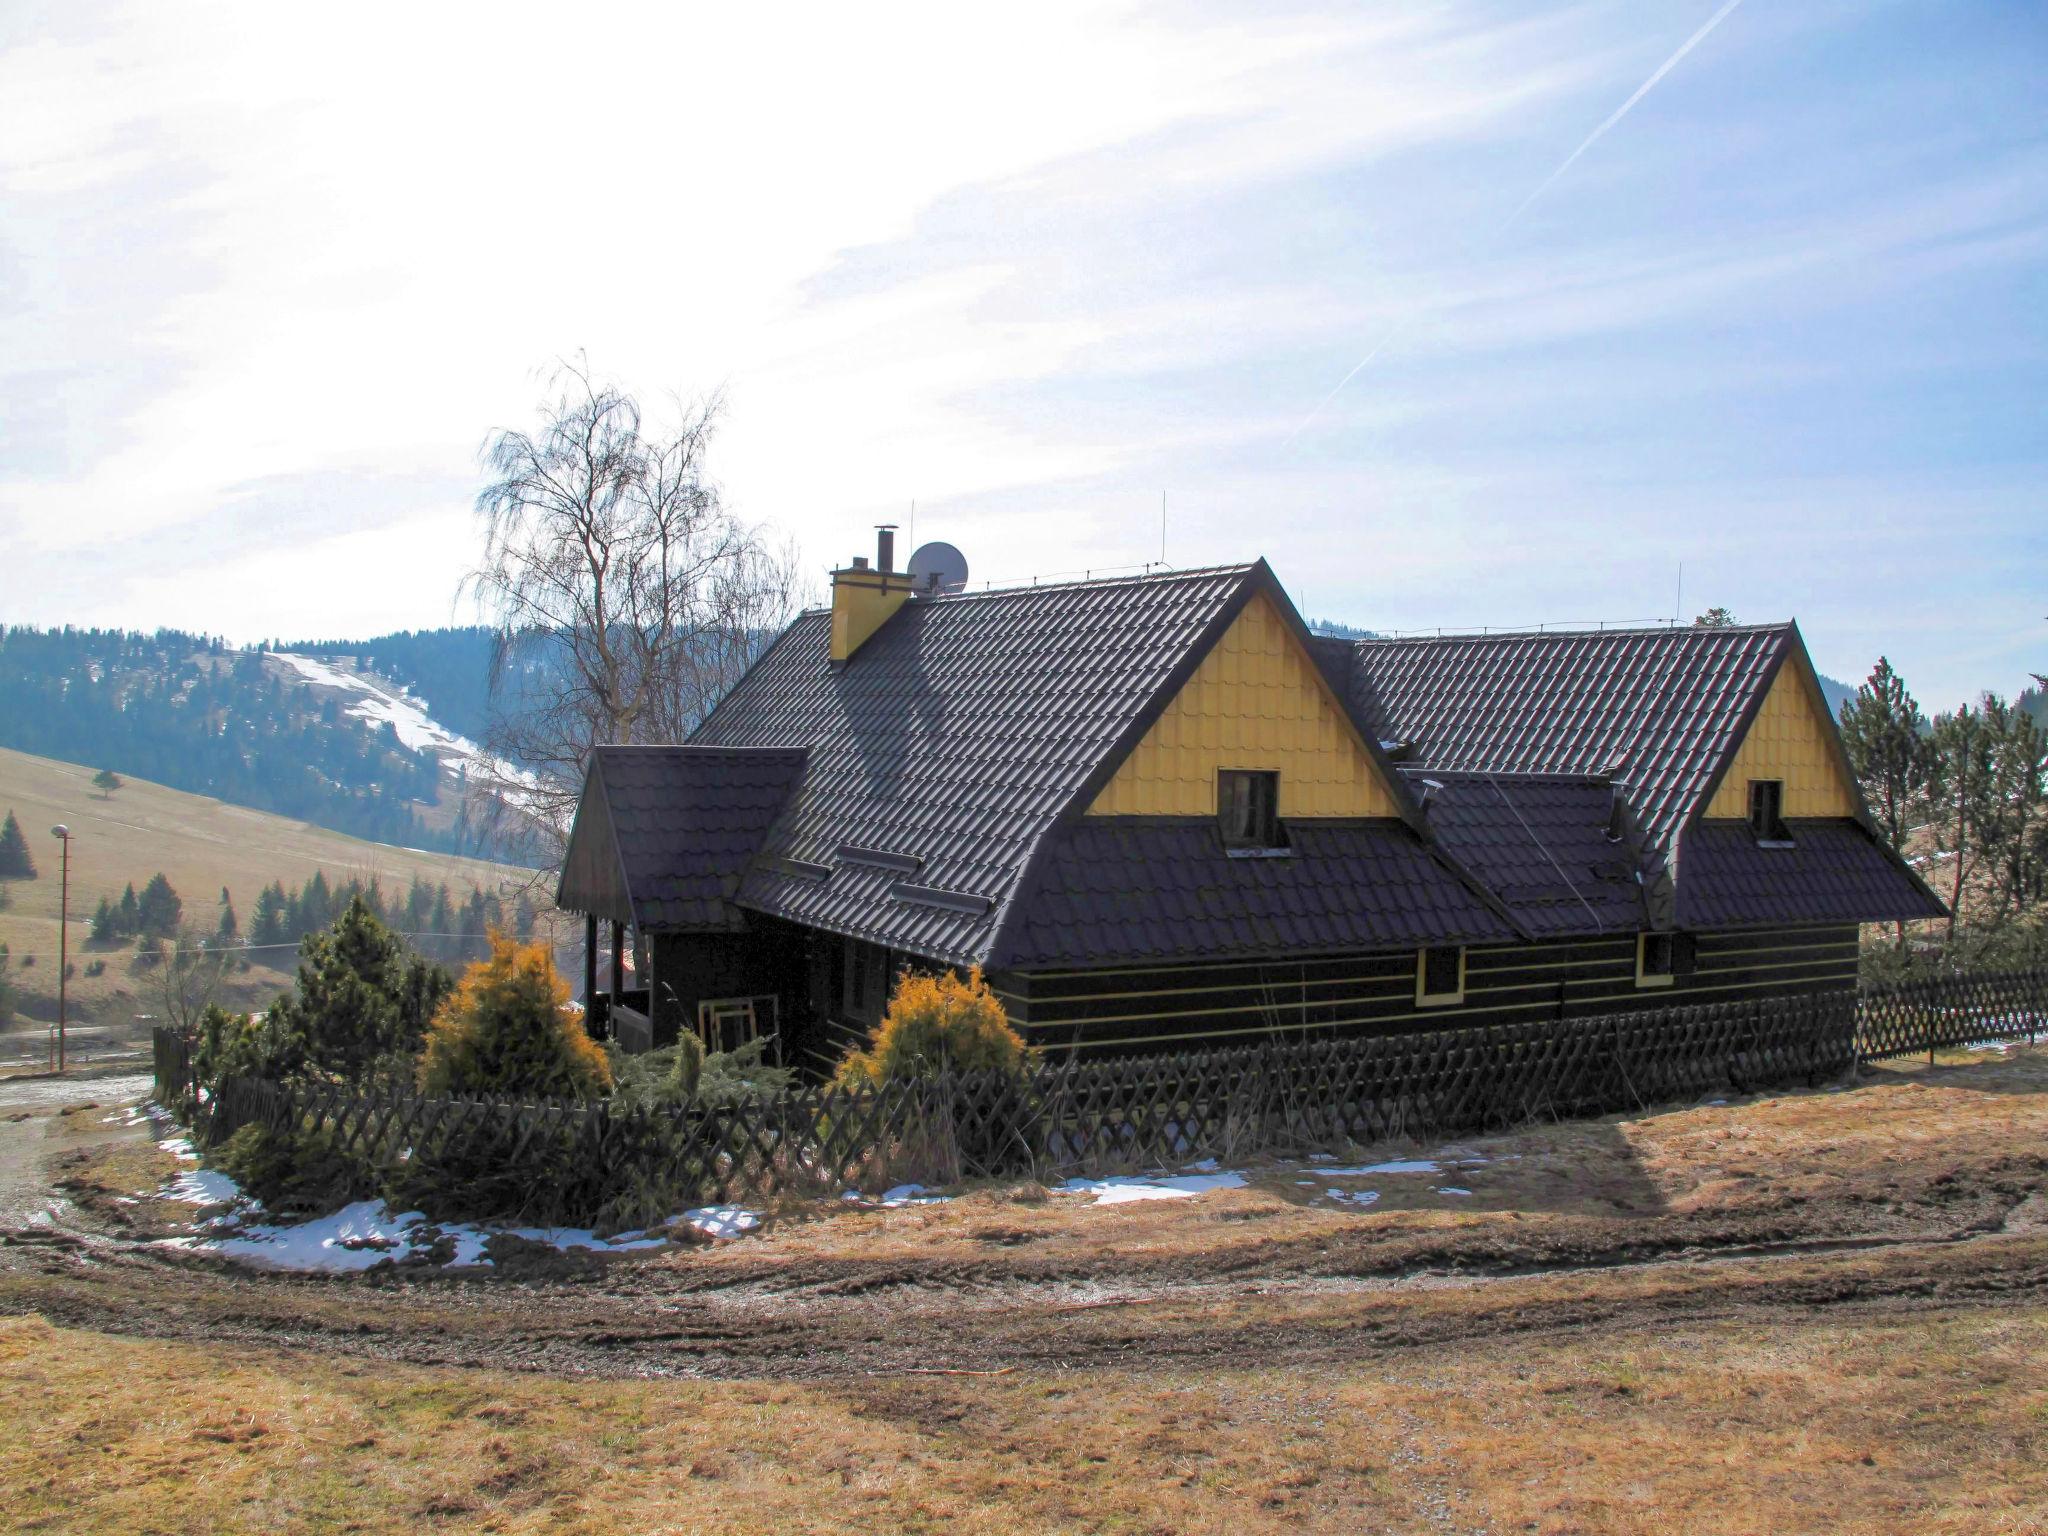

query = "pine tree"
[1838,658,1931,856]
[0,812,36,880]
[1928,704,1997,946]
[264,895,455,1085]
[136,872,183,939]
[249,881,290,950]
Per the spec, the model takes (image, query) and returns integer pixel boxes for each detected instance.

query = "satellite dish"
[906,540,969,597]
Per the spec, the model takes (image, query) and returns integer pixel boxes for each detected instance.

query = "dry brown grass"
[2,1303,2041,1534]
[0,745,530,1030]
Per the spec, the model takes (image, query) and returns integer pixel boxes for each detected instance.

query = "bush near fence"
[150,968,2048,1229]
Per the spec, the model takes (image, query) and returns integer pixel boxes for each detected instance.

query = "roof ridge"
[795,561,1258,618]
[1355,621,1795,647]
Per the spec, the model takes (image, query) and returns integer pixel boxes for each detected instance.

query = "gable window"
[1747,779,1792,845]
[1637,931,1697,988]
[1415,945,1465,1007]
[1218,769,1283,850]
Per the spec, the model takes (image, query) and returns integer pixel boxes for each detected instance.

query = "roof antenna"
[1159,490,1167,569]
[908,500,915,554]
[1675,560,1683,626]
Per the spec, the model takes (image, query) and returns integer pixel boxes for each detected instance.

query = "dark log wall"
[990,924,1860,1054]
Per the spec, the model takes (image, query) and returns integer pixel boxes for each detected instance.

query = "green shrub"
[834,966,1028,1087]
[212,1122,365,1218]
[607,1032,704,1109]
[263,895,453,1088]
[418,930,610,1100]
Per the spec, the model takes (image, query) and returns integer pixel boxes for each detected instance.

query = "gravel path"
[0,1071,152,1228]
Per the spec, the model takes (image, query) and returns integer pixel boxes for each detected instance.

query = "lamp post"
[49,825,71,1073]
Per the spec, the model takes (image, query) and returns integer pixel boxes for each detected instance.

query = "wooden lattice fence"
[150,968,2048,1223]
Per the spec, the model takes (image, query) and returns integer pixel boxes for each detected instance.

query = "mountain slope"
[0,626,531,863]
[0,746,539,1037]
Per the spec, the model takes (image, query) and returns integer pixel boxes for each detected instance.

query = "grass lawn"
[3,1303,2043,1535]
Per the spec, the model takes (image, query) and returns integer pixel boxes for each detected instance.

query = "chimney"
[829,526,916,664]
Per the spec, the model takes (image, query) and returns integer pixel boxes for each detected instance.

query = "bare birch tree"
[465,360,801,862]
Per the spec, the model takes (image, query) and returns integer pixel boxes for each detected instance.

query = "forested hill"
[0,626,515,861]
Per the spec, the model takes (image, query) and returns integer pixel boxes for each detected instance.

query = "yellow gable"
[1704,661,1858,819]
[1087,591,1401,818]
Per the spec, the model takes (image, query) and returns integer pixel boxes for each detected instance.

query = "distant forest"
[0,627,507,859]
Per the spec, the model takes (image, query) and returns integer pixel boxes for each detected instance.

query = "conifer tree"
[249,881,290,950]
[118,883,140,933]
[1928,704,1996,945]
[137,873,183,939]
[1838,658,1931,856]
[264,895,455,1084]
[90,896,119,944]
[0,812,36,880]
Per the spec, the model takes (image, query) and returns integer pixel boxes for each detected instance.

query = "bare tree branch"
[463,358,802,869]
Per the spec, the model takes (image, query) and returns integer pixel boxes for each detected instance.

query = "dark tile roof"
[556,745,807,931]
[1407,772,1645,937]
[1677,819,1947,930]
[689,565,1261,965]
[1342,625,1791,855]
[999,817,1518,970]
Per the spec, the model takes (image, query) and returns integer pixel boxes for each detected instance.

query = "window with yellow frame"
[1415,945,1466,1006]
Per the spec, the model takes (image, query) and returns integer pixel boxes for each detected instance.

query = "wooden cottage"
[557,535,1942,1066]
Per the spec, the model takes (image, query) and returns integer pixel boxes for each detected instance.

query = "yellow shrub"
[418,930,612,1100]
[833,966,1029,1088]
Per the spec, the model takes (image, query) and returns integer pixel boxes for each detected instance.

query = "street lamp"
[49,825,71,1073]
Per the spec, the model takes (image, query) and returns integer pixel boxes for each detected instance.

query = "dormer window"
[1218,769,1283,850]
[1747,779,1792,845]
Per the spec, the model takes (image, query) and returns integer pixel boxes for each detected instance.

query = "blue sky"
[1,1,2042,708]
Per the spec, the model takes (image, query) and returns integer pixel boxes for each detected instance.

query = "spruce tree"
[0,812,36,880]
[118,883,140,933]
[90,896,119,944]
[1838,658,1930,855]
[137,873,183,939]
[249,881,290,950]
[264,896,455,1084]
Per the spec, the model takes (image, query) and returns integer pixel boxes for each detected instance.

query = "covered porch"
[554,742,840,1065]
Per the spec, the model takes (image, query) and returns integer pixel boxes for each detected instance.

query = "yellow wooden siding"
[1087,591,1401,818]
[1704,662,1858,818]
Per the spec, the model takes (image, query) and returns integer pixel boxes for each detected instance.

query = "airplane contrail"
[1286,0,1748,445]
[1508,0,1746,226]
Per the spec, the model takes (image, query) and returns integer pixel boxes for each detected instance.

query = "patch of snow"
[684,1206,761,1238]
[157,1135,198,1162]
[878,1183,948,1208]
[163,1167,243,1206]
[1437,1187,1473,1197]
[1325,1188,1380,1207]
[1184,1157,1221,1173]
[153,1159,755,1272]
[269,651,542,799]
[1317,1160,1440,1176]
[1057,1172,1247,1206]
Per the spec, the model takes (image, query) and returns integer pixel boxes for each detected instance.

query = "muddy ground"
[3,1047,2047,1385]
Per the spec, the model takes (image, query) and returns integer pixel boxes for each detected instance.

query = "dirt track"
[3,1051,2048,1383]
